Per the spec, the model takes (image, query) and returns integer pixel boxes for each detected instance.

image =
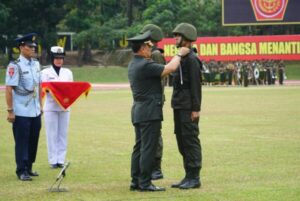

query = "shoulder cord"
[14,62,38,97]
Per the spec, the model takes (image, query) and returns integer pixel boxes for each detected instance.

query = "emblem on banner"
[250,0,288,21]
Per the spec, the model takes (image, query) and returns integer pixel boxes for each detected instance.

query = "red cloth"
[42,82,91,110]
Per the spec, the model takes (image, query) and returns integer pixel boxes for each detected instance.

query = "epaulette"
[152,49,161,55]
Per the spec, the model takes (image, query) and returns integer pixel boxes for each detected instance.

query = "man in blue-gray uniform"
[127,31,189,191]
[5,33,42,181]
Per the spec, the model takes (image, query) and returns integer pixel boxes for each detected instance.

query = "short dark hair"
[131,42,144,53]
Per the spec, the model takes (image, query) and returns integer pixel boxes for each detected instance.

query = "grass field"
[0,86,300,201]
[0,62,300,84]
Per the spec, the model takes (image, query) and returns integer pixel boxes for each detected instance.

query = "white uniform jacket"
[41,66,73,111]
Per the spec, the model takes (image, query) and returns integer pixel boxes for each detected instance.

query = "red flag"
[42,82,91,110]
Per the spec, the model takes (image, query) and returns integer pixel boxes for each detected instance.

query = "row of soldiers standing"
[201,59,286,87]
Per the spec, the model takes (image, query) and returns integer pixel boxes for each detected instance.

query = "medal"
[33,87,37,98]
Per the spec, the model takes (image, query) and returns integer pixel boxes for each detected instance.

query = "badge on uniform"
[8,67,15,77]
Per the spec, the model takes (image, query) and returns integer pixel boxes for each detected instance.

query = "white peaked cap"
[51,46,64,54]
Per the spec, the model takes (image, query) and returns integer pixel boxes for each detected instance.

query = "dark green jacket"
[128,55,164,124]
[171,51,202,111]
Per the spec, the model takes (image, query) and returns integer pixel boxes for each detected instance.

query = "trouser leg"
[28,115,41,169]
[131,124,141,184]
[139,121,161,188]
[174,110,202,179]
[13,116,30,175]
[57,111,70,164]
[181,134,201,179]
[153,132,163,171]
[28,115,41,166]
[44,112,59,165]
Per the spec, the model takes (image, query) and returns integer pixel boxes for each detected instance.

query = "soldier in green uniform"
[242,61,249,87]
[171,23,202,189]
[278,60,285,85]
[226,61,234,85]
[265,60,272,85]
[127,31,190,192]
[140,24,166,180]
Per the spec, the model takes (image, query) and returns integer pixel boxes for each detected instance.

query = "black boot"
[179,178,201,189]
[179,168,201,189]
[171,177,188,188]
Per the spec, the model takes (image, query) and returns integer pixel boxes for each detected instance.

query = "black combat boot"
[179,168,201,189]
[171,177,188,188]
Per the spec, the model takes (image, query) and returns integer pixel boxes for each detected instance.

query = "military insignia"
[250,0,289,21]
[32,35,36,41]
[63,98,69,103]
[8,67,15,77]
[57,48,62,53]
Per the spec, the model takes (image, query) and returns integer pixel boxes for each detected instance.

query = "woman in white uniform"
[41,46,73,168]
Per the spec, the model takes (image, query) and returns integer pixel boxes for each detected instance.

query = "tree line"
[0,0,299,65]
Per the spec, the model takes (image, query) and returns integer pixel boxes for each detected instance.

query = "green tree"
[0,0,68,64]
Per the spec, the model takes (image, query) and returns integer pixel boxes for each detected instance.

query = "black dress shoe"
[57,163,64,168]
[171,178,188,188]
[28,170,39,176]
[179,179,201,189]
[140,184,166,192]
[129,183,140,191]
[18,173,32,181]
[151,170,163,180]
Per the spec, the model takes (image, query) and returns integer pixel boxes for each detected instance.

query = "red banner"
[157,34,300,61]
[42,82,91,110]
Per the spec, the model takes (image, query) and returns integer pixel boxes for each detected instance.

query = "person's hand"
[178,47,190,57]
[7,112,15,123]
[191,111,199,122]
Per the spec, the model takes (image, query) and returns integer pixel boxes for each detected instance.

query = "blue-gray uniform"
[5,54,42,177]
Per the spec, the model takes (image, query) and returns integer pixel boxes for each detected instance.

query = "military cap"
[173,23,197,41]
[50,46,65,58]
[15,33,37,47]
[127,31,152,43]
[141,24,164,42]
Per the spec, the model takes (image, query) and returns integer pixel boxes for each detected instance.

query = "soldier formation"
[201,59,286,87]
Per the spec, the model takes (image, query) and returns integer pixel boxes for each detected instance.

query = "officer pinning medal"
[140,24,166,181]
[127,30,189,191]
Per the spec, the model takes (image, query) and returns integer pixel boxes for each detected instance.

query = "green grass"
[71,66,128,83]
[0,86,300,201]
[285,62,300,80]
[1,62,300,85]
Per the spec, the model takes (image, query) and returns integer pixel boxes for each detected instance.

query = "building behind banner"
[158,35,300,62]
